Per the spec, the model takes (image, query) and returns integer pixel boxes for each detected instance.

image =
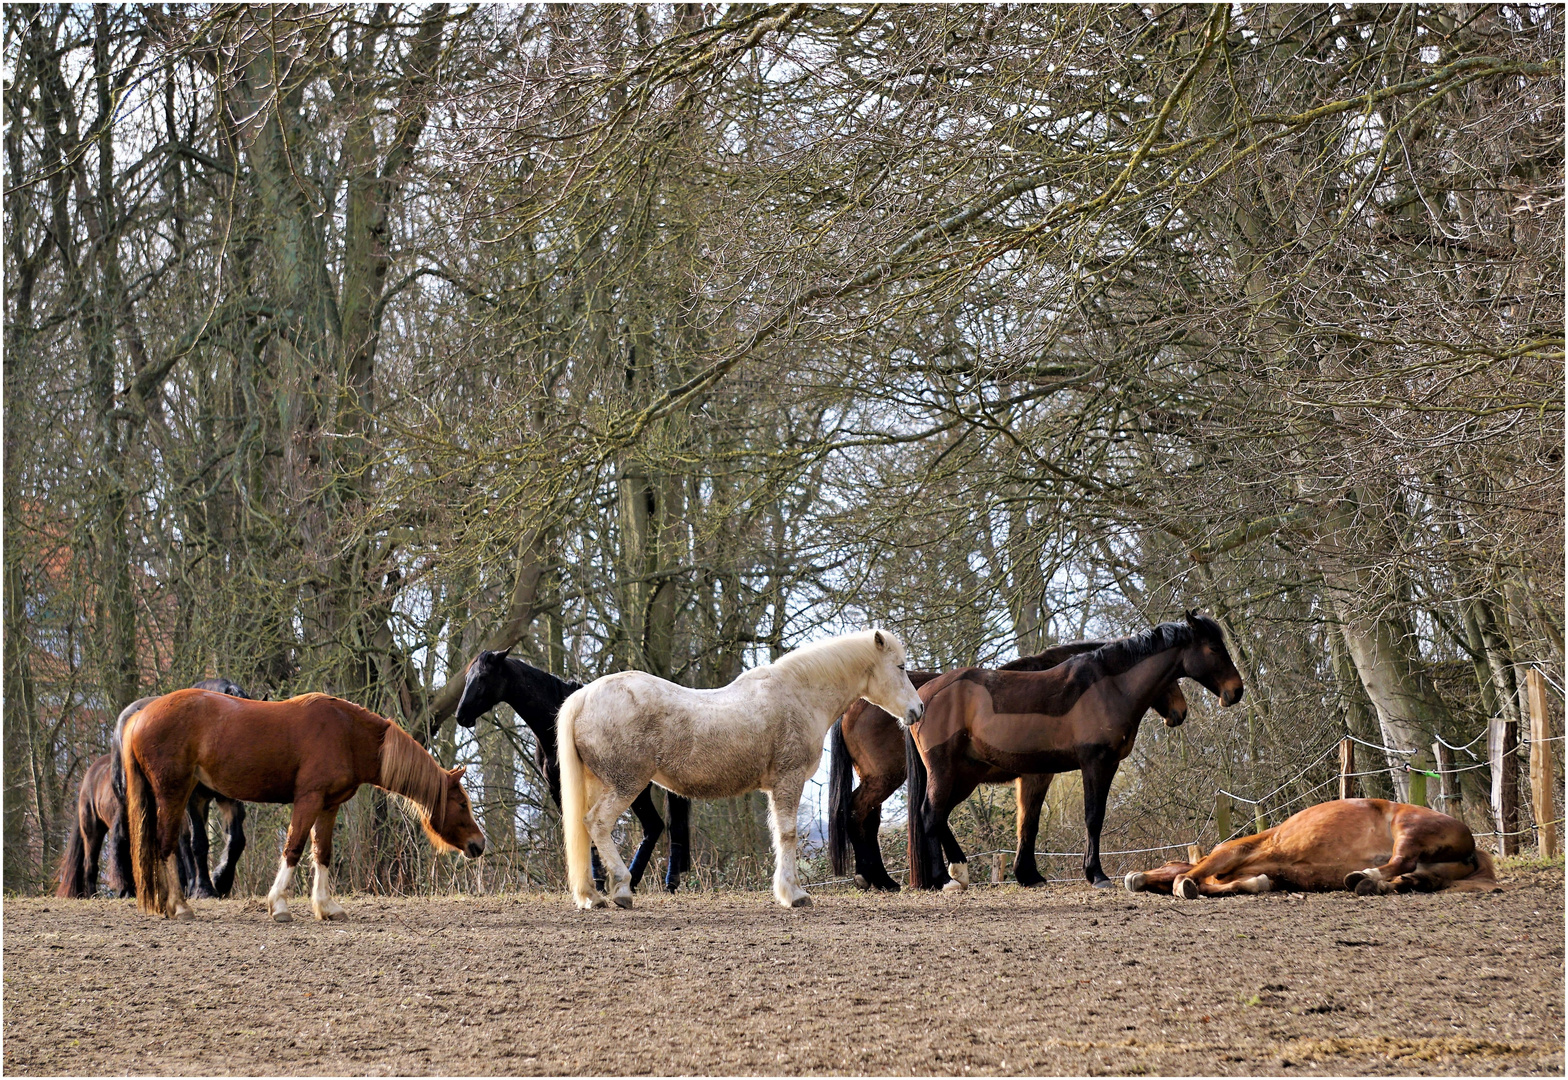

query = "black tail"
[827,719,855,876]
[55,812,88,898]
[905,730,936,890]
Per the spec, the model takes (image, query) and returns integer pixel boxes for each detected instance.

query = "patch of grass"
[1498,852,1566,873]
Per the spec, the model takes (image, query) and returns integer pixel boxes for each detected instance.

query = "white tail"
[556,688,598,908]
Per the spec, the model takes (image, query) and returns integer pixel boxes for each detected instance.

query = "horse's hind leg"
[851,772,903,891]
[1345,836,1424,896]
[624,786,665,892]
[309,807,346,920]
[765,776,813,908]
[664,792,691,892]
[583,780,639,909]
[210,798,247,898]
[154,793,196,921]
[267,795,324,923]
[180,791,218,899]
[1014,774,1055,887]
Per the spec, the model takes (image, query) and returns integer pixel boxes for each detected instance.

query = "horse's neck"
[499,664,567,747]
[789,672,868,741]
[1114,649,1184,715]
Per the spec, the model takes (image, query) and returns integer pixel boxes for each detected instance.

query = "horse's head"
[1178,611,1244,707]
[1156,678,1189,727]
[865,629,925,728]
[455,650,509,729]
[425,765,486,858]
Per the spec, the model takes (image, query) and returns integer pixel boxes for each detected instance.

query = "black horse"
[454,650,692,892]
[109,677,255,899]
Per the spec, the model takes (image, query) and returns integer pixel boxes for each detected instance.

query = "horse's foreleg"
[181,792,218,899]
[84,817,107,896]
[268,795,324,923]
[210,799,246,898]
[309,807,346,920]
[766,779,812,908]
[1079,753,1118,888]
[584,781,637,909]
[1014,774,1054,888]
[624,786,665,892]
[851,774,902,891]
[664,793,691,892]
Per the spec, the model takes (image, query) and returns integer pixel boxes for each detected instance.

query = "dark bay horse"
[56,753,128,898]
[110,678,255,899]
[828,639,1189,891]
[1124,799,1498,897]
[454,650,692,892]
[122,689,483,921]
[907,612,1244,891]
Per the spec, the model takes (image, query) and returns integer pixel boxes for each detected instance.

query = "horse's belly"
[968,732,1078,776]
[652,767,761,801]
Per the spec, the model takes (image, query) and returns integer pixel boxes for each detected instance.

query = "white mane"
[767,628,901,693]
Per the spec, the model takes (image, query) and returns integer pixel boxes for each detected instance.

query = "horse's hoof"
[319,908,348,921]
[613,895,633,909]
[853,875,870,891]
[941,880,967,893]
[947,862,971,886]
[1091,876,1116,889]
[1174,877,1199,901]
[1124,872,1147,893]
[790,894,814,908]
[271,909,293,923]
[174,909,196,922]
[1352,877,1380,897]
[876,880,901,894]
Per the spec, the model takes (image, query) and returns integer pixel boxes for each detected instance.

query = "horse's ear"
[449,765,466,779]
[501,643,515,657]
[1185,608,1198,623]
[874,630,886,650]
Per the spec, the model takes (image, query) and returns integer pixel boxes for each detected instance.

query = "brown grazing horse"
[56,753,129,898]
[122,689,484,921]
[828,640,1189,891]
[1124,799,1499,897]
[907,612,1244,891]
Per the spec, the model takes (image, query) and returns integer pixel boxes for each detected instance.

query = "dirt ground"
[4,866,1562,1077]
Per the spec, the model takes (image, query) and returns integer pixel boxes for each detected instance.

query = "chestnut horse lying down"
[1125,799,1498,898]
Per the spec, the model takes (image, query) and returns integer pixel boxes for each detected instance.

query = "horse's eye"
[897,663,906,671]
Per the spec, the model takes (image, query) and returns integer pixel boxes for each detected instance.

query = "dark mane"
[1080,621,1192,677]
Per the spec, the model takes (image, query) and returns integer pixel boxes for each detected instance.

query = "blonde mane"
[769,628,899,694]
[377,721,453,845]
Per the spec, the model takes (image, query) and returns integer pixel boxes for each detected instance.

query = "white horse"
[558,628,925,910]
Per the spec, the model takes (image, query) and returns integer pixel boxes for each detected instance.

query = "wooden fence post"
[990,852,1004,884]
[1254,804,1268,833]
[1432,741,1459,817]
[1408,767,1427,808]
[1490,712,1520,857]
[1215,792,1231,842]
[1339,737,1355,801]
[1187,843,1202,864]
[1527,669,1558,860]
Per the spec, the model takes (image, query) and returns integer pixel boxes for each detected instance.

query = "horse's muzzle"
[465,838,486,858]
[1222,685,1244,707]
[905,704,924,726]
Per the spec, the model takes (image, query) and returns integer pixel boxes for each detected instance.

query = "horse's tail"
[827,718,855,877]
[122,730,170,916]
[556,687,599,908]
[905,729,936,890]
[55,802,88,899]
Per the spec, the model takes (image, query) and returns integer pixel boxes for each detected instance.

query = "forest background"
[4,3,1562,896]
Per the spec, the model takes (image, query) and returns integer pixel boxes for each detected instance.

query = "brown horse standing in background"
[1125,799,1499,897]
[907,613,1245,891]
[55,754,128,898]
[828,640,1189,891]
[122,689,484,921]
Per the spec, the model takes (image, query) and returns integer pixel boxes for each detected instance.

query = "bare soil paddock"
[4,866,1562,1076]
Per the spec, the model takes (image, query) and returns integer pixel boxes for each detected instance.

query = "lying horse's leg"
[1124,861,1193,894]
[1080,751,1119,888]
[765,775,813,908]
[1014,773,1055,887]
[267,795,324,923]
[624,786,665,891]
[663,793,690,892]
[209,798,247,898]
[584,779,639,909]
[309,807,346,921]
[1172,835,1263,900]
[1345,835,1425,896]
[850,771,903,891]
